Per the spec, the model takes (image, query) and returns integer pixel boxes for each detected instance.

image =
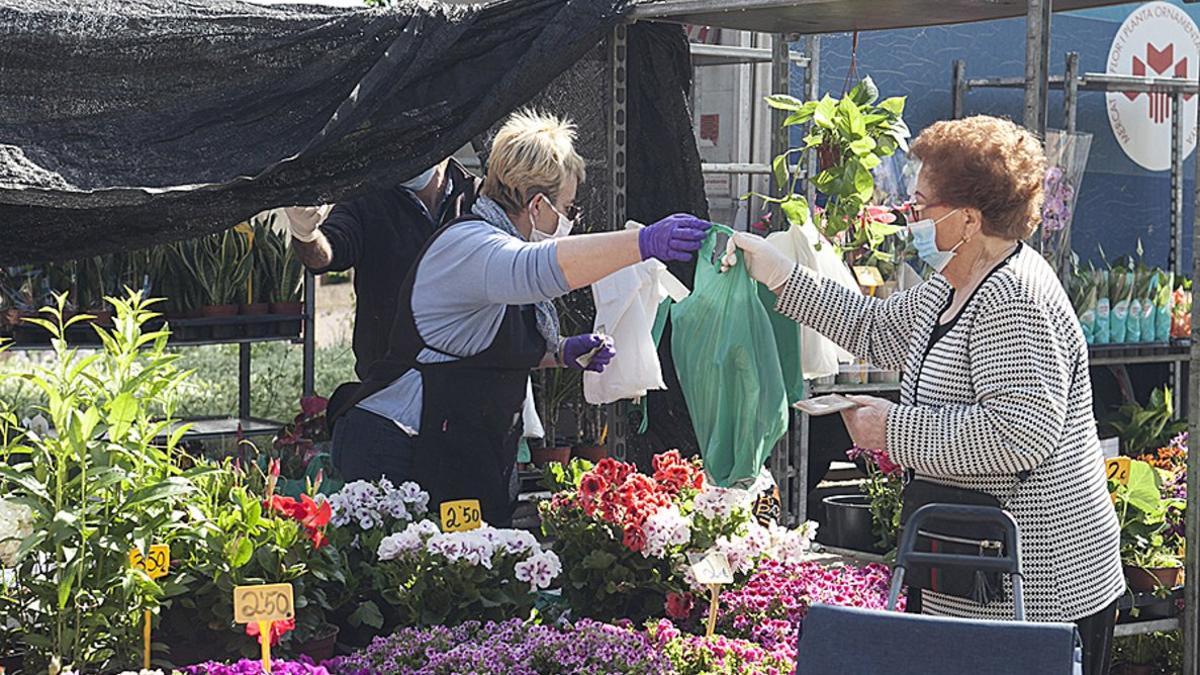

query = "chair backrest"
[795,604,1082,675]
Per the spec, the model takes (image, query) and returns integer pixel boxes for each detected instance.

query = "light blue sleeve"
[411,221,570,360]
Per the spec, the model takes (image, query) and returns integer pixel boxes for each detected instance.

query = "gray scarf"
[471,196,562,356]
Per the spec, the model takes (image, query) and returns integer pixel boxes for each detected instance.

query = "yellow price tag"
[233,583,295,624]
[439,499,483,532]
[129,544,170,579]
[1106,457,1132,486]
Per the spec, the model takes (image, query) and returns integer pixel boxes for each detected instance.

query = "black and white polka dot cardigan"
[777,244,1124,622]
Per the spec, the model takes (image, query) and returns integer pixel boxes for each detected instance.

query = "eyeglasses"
[537,193,581,221]
[910,201,948,222]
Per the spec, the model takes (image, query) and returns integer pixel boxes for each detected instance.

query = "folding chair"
[795,504,1083,675]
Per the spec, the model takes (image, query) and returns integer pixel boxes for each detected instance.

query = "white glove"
[284,205,333,243]
[721,231,795,291]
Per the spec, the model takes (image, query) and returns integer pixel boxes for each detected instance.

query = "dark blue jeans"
[331,407,416,484]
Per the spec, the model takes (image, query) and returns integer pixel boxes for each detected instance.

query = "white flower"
[514,550,562,590]
[0,499,34,567]
[427,530,497,569]
[329,479,431,531]
[376,519,440,561]
[642,504,692,558]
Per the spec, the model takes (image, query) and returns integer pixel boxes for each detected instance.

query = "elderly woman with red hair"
[731,115,1122,675]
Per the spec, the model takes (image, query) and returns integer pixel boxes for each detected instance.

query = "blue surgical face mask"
[907,209,963,272]
[400,166,437,192]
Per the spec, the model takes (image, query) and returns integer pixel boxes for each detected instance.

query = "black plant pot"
[821,494,880,552]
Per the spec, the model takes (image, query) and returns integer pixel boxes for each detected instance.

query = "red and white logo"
[1106,2,1200,171]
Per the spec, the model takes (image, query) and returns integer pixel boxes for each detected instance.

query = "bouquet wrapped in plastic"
[1071,269,1097,344]
[1109,263,1132,344]
[1156,270,1174,342]
[1093,269,1111,345]
[1041,131,1092,279]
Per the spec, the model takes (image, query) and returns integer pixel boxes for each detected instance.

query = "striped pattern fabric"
[777,245,1124,621]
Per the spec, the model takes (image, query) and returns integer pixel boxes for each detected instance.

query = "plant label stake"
[853,266,884,297]
[234,583,295,674]
[688,551,733,639]
[1106,457,1132,486]
[129,544,170,669]
[439,499,483,532]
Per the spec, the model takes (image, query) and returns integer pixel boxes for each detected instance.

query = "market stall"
[1,0,1195,673]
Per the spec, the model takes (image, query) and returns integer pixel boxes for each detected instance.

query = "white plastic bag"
[521,377,544,439]
[765,223,859,380]
[584,225,689,405]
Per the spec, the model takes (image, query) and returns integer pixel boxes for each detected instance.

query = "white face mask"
[529,195,575,242]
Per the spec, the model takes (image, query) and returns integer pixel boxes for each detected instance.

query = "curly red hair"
[910,115,1046,240]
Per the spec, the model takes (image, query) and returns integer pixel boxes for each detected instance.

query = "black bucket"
[821,494,879,552]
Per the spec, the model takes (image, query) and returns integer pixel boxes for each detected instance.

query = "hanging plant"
[758,76,910,263]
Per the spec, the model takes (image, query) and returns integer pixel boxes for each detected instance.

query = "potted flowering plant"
[371,519,562,628]
[268,396,339,497]
[321,478,430,647]
[760,77,909,266]
[1112,459,1185,593]
[162,460,336,664]
[541,452,817,624]
[822,446,903,553]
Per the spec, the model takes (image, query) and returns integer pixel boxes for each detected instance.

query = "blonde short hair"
[482,110,587,213]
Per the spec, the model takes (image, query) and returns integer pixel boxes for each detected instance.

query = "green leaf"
[784,109,814,126]
[859,153,882,170]
[58,559,81,610]
[231,537,254,568]
[581,549,617,570]
[122,477,194,509]
[772,154,789,190]
[849,76,880,106]
[764,94,805,111]
[813,96,837,128]
[781,197,810,227]
[350,601,385,629]
[878,96,906,115]
[849,137,877,155]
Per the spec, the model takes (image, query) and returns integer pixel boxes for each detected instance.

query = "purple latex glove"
[561,334,616,373]
[638,214,713,263]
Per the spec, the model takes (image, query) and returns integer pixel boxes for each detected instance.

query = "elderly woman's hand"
[839,395,895,451]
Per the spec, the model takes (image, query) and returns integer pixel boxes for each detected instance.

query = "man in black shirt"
[285,159,480,380]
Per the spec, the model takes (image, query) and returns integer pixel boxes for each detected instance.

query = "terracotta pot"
[1124,565,1182,593]
[89,309,114,327]
[296,624,339,662]
[240,302,270,315]
[572,445,608,463]
[199,304,238,318]
[270,301,304,338]
[240,302,270,337]
[531,446,571,467]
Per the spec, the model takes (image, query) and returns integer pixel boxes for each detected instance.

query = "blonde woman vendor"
[330,110,712,526]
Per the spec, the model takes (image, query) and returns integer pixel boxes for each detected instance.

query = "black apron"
[334,215,546,527]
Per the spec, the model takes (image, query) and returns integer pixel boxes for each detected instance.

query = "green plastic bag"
[671,225,789,488]
[758,283,806,404]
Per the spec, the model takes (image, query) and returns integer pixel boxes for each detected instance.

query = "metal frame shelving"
[3,270,318,440]
[625,1,1198,666]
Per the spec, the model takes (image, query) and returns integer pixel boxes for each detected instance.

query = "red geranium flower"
[622,524,646,553]
[245,617,295,646]
[580,473,608,501]
[666,592,695,620]
[595,458,634,486]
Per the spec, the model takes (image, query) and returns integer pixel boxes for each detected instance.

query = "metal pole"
[609,24,628,231]
[1064,52,1079,134]
[952,60,966,120]
[771,33,790,208]
[1172,92,1186,417]
[238,342,251,419]
[302,269,315,397]
[1186,71,1200,675]
[1023,0,1051,138]
[803,34,820,209]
